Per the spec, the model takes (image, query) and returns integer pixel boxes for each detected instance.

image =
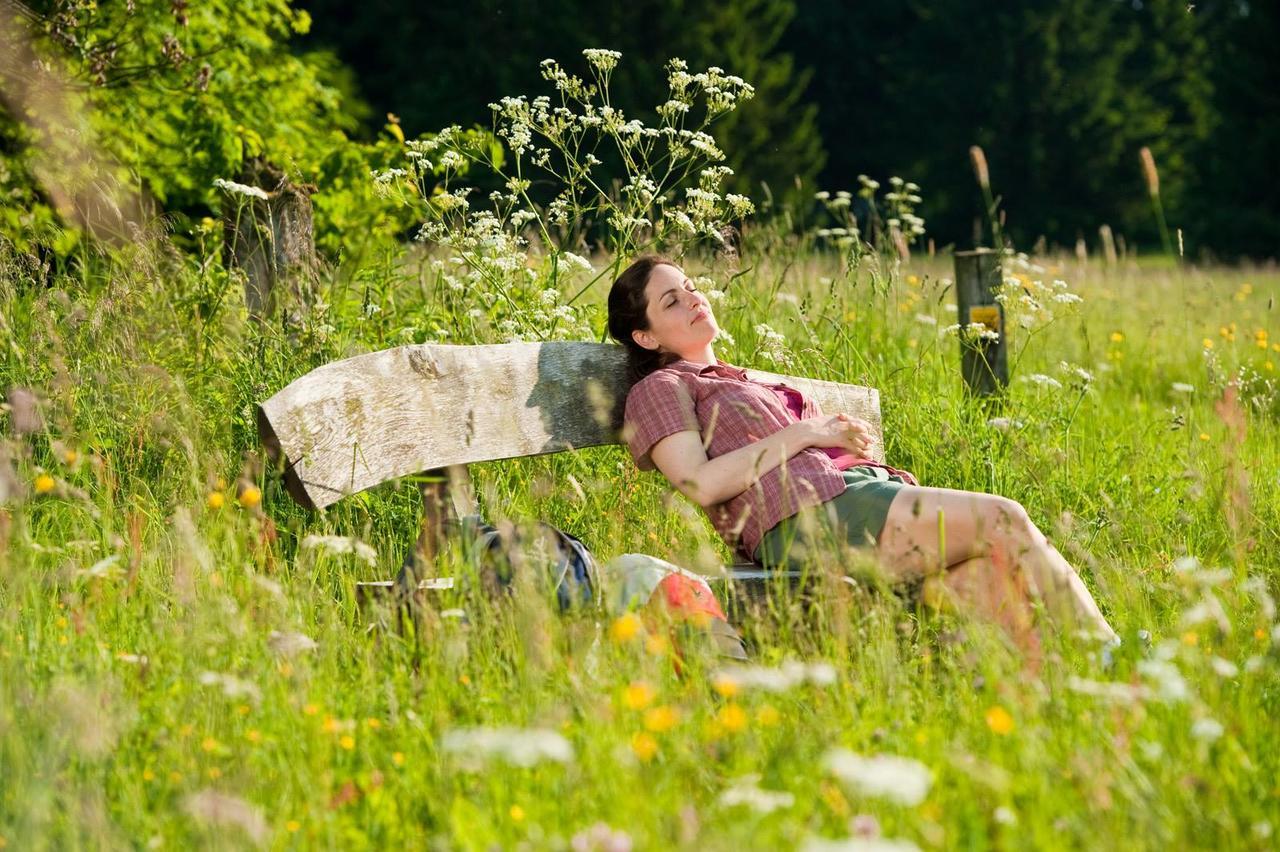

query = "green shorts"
[753,466,911,569]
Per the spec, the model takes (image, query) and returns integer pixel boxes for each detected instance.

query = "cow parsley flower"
[213,178,269,201]
[823,751,932,806]
[442,726,574,768]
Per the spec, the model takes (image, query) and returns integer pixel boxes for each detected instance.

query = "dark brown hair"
[607,254,681,384]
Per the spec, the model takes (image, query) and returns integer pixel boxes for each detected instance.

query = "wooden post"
[223,158,317,321]
[954,249,1007,396]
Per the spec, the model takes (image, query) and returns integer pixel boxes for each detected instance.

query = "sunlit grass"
[1,236,1277,849]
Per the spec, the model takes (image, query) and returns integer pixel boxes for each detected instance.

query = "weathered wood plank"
[259,342,883,510]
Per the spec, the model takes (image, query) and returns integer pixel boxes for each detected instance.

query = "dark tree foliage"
[786,0,1212,253]
[301,0,825,201]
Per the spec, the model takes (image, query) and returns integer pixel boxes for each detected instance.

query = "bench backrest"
[258,342,883,510]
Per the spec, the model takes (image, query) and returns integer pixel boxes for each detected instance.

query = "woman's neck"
[674,344,717,366]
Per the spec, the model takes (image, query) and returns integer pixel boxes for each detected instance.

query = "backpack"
[396,515,599,613]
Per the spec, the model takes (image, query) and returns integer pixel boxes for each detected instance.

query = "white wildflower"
[1190,717,1224,742]
[719,775,795,814]
[913,313,937,327]
[267,630,318,658]
[182,791,269,846]
[82,554,123,579]
[300,535,377,566]
[1137,658,1190,703]
[1022,374,1062,389]
[1065,676,1148,704]
[198,671,262,703]
[802,838,920,852]
[1058,362,1094,384]
[823,750,932,806]
[1171,382,1195,394]
[986,417,1025,431]
[213,178,269,201]
[442,726,574,768]
[1052,292,1083,304]
[1209,656,1238,678]
[559,252,594,274]
[993,807,1017,826]
[714,660,837,693]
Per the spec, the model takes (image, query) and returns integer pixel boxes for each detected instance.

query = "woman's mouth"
[691,307,709,324]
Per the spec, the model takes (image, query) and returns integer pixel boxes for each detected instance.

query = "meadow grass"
[1,235,1277,850]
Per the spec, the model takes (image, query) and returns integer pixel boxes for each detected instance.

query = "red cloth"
[623,359,917,560]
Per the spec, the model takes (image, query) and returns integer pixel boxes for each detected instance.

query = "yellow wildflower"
[711,675,739,698]
[246,729,262,743]
[34,474,55,494]
[644,634,669,656]
[609,612,642,643]
[717,703,748,733]
[757,705,781,727]
[286,820,301,833]
[206,491,225,510]
[985,706,1015,735]
[907,274,920,286]
[237,485,262,509]
[1199,433,1210,442]
[200,737,218,752]
[1203,338,1214,349]
[339,735,355,750]
[631,731,658,762]
[1110,331,1125,343]
[207,767,222,780]
[143,768,155,781]
[63,449,78,464]
[643,705,680,733]
[392,751,405,767]
[1182,631,1199,646]
[303,703,319,716]
[623,681,655,710]
[509,805,525,822]
[366,717,382,730]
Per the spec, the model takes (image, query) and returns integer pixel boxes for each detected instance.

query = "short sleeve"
[623,370,700,470]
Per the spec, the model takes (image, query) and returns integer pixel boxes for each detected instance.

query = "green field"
[2,239,1278,850]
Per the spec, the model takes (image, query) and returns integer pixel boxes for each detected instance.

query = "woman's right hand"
[796,414,874,456]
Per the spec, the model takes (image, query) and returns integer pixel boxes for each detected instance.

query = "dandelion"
[716,703,748,733]
[286,820,301,833]
[237,485,262,509]
[984,706,1015,735]
[441,726,574,768]
[339,735,355,751]
[206,491,225,509]
[630,731,658,762]
[823,750,932,806]
[34,474,55,494]
[213,178,269,201]
[1110,331,1125,343]
[299,535,376,565]
[1198,433,1210,442]
[623,681,655,710]
[643,705,680,733]
[609,612,642,643]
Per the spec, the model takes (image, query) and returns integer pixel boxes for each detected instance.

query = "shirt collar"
[666,358,748,381]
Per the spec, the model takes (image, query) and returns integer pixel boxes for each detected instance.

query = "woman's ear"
[631,328,659,351]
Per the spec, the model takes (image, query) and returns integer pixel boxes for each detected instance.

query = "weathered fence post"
[223,158,317,321]
[954,248,1007,396]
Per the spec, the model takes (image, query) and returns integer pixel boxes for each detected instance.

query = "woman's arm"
[649,415,872,508]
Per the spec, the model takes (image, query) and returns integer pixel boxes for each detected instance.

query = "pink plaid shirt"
[624,359,860,560]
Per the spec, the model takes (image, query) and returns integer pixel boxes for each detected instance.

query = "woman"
[608,254,1117,643]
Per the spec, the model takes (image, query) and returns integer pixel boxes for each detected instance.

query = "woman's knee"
[977,496,1037,545]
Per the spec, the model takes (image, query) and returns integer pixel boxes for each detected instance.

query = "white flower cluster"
[213,178,268,201]
[300,534,378,565]
[441,726,574,768]
[754,323,792,366]
[823,750,932,806]
[713,660,837,693]
[719,775,796,813]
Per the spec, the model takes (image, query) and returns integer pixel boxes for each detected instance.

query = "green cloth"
[753,466,910,568]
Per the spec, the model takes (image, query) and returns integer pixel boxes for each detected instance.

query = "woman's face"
[632,263,720,356]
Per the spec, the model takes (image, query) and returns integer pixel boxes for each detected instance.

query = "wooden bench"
[256,342,885,601]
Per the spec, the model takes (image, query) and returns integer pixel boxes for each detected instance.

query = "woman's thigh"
[874,485,1034,581]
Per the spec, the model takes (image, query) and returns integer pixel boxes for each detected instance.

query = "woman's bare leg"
[876,486,1117,641]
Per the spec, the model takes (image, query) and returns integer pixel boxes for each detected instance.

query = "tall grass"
[1,229,1277,849]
